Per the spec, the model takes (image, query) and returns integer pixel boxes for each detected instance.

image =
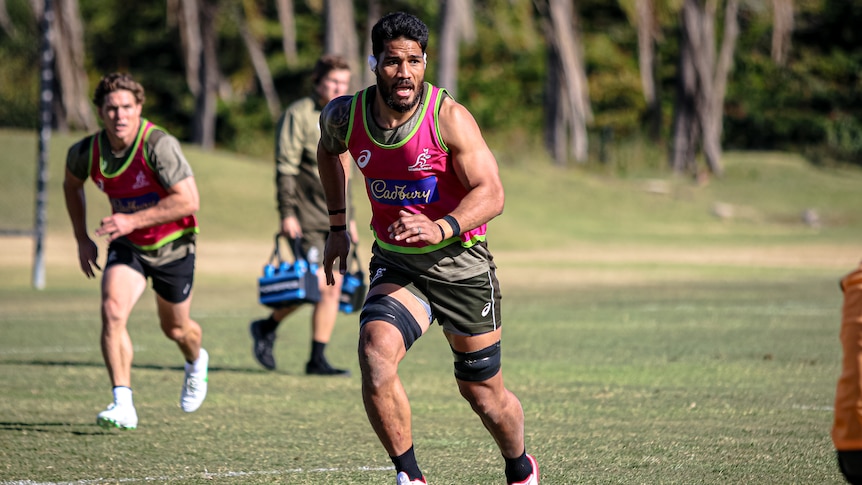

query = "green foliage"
[454,0,546,131]
[1,0,861,167]
[585,33,644,136]
[80,1,192,138]
[0,0,39,129]
[214,96,276,159]
[725,0,862,166]
[818,112,862,165]
[0,48,39,128]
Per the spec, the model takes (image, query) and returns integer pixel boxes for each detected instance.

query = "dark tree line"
[1,0,860,174]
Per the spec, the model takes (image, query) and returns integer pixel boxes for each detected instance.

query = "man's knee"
[162,325,191,343]
[357,322,405,389]
[101,298,131,327]
[160,315,196,343]
[359,319,405,363]
[162,325,187,342]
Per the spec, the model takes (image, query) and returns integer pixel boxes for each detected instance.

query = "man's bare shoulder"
[437,94,485,150]
[319,94,355,154]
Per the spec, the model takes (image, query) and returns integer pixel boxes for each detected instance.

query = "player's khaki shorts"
[368,242,502,336]
[298,230,327,264]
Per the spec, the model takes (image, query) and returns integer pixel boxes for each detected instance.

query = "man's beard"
[378,76,424,113]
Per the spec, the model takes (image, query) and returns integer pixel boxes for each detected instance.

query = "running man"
[316,12,538,485]
[63,72,208,430]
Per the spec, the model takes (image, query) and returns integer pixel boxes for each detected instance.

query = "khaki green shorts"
[298,230,328,263]
[368,243,502,336]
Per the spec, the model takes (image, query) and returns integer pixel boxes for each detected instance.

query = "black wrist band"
[442,215,461,236]
[435,223,446,242]
[328,208,347,215]
[329,225,347,232]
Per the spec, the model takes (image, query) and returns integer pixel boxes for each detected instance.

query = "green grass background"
[1,128,860,484]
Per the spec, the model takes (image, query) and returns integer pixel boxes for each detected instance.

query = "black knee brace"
[360,294,423,350]
[452,341,502,382]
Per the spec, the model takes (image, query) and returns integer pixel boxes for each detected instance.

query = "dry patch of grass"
[5,234,857,291]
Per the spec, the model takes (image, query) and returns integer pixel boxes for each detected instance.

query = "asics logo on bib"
[368,177,439,206]
[371,268,387,284]
[482,302,492,317]
[356,149,372,168]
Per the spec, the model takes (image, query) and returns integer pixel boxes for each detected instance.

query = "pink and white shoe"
[508,454,539,485]
[396,471,427,484]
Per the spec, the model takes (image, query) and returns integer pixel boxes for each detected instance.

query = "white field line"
[0,465,395,485]
[792,404,834,412]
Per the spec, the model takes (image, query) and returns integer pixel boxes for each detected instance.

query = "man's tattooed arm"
[319,95,353,155]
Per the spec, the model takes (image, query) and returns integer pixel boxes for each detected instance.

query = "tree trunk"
[168,0,202,97]
[0,0,17,37]
[684,0,717,175]
[28,0,42,21]
[670,14,699,175]
[324,0,359,91]
[50,0,96,132]
[192,0,219,150]
[771,0,793,65]
[670,0,736,177]
[438,0,461,96]
[540,0,591,164]
[438,0,475,98]
[544,45,567,166]
[237,6,281,121]
[275,0,298,67]
[701,0,737,175]
[636,0,661,141]
[360,0,381,88]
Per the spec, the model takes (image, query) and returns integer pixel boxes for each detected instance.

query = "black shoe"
[305,360,350,377]
[250,319,277,370]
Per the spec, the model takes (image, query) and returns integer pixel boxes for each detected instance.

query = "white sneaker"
[180,348,208,412]
[396,471,427,484]
[96,402,138,430]
[508,454,539,485]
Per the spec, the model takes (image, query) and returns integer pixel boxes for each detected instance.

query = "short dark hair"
[93,72,145,107]
[371,12,428,58]
[311,54,351,85]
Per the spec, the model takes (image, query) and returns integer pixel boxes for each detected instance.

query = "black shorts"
[105,242,195,303]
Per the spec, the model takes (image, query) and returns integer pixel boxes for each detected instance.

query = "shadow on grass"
[0,421,106,436]
[0,359,264,374]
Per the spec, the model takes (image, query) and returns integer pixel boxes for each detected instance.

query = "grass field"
[1,128,861,484]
